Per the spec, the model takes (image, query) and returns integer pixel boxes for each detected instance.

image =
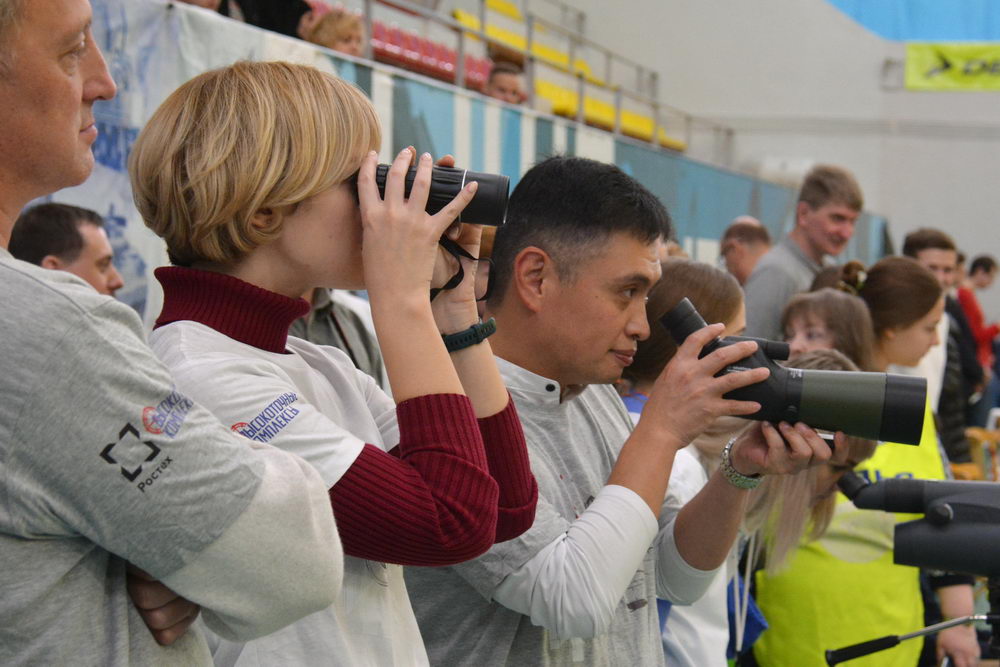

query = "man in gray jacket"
[0,1,343,664]
[743,165,863,341]
[405,156,840,666]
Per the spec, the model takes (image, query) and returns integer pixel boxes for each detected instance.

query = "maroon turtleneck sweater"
[155,267,536,565]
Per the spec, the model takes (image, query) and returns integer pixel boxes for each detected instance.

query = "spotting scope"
[661,298,927,445]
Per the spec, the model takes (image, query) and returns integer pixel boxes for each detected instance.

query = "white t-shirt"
[660,447,735,667]
[151,320,425,667]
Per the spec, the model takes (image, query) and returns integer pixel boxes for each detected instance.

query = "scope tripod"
[825,576,1000,665]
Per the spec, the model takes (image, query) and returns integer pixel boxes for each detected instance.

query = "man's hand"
[730,422,845,476]
[936,623,980,667]
[937,583,981,667]
[127,564,200,646]
[639,323,769,448]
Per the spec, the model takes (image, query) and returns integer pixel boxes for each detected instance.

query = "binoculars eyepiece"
[661,298,927,445]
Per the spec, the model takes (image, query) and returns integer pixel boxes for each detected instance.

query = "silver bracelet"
[721,437,762,490]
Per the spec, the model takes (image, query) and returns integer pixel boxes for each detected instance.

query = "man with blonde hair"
[744,164,863,340]
[0,1,344,664]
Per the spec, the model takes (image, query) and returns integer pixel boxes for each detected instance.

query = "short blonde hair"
[129,60,380,266]
[303,8,363,50]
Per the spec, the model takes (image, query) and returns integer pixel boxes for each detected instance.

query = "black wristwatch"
[442,318,497,352]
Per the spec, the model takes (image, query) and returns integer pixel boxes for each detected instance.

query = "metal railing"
[360,0,736,166]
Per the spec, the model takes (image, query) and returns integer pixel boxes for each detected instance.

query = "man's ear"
[512,246,555,314]
[40,255,66,270]
[795,201,811,226]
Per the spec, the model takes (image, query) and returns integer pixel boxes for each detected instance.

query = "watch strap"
[442,317,497,352]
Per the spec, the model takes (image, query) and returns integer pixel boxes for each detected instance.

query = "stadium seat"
[486,0,523,23]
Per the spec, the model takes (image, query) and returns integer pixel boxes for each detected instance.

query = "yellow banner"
[906,43,1000,91]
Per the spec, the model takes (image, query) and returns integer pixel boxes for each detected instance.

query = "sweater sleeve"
[476,398,538,542]
[958,288,999,365]
[330,393,501,565]
[151,340,503,568]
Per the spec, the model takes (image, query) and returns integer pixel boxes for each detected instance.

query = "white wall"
[570,0,1000,317]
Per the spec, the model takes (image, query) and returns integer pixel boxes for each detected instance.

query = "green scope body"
[661,298,926,445]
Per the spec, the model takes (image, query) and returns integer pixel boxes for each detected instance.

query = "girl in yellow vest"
[753,257,979,667]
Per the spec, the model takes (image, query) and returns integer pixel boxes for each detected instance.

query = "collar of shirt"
[494,356,587,405]
[780,234,825,274]
[310,287,333,312]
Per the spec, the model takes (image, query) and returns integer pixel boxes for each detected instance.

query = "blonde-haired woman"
[129,60,536,666]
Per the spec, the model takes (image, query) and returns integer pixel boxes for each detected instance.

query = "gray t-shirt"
[405,359,663,666]
[0,251,262,665]
[743,235,824,341]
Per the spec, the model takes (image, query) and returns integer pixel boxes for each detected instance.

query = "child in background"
[299,3,365,57]
[781,284,877,371]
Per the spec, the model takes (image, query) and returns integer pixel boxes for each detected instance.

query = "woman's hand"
[357,148,477,307]
[729,421,845,476]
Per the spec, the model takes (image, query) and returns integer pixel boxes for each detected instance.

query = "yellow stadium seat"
[535,79,577,116]
[658,127,687,152]
[452,9,603,85]
[620,110,655,141]
[486,0,523,22]
[452,9,482,39]
[583,96,615,129]
[572,59,604,86]
[531,41,569,68]
[486,24,527,51]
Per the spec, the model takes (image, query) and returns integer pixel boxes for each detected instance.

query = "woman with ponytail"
[754,257,979,667]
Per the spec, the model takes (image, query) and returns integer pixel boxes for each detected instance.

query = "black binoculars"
[375,164,509,227]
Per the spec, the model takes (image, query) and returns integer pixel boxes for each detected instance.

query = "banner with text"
[906,43,1000,91]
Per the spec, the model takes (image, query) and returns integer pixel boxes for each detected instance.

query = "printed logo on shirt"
[100,422,174,493]
[231,393,301,443]
[142,389,194,438]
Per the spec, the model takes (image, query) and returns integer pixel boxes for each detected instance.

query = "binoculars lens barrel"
[374,164,509,227]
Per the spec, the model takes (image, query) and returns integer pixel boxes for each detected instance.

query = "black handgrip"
[825,635,901,665]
